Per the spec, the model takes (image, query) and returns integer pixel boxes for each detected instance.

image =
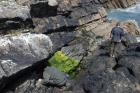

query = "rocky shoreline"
[0,0,140,93]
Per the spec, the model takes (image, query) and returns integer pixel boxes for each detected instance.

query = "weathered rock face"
[0,0,32,31]
[31,1,107,33]
[1,24,139,93]
[82,68,139,93]
[103,0,136,9]
[28,0,136,33]
[0,33,53,90]
[118,51,140,83]
[1,29,96,93]
[0,31,81,92]
[0,0,30,20]
[0,0,136,32]
[69,41,140,93]
[48,31,76,52]
[0,0,138,93]
[122,20,140,35]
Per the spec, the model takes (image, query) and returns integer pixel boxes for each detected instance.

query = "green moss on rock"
[48,51,80,77]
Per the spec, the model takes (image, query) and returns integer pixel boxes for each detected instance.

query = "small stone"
[48,0,58,6]
[36,79,44,88]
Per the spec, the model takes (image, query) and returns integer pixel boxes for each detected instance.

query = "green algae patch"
[48,51,80,77]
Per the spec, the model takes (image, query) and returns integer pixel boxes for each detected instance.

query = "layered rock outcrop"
[0,0,138,93]
[15,0,136,35]
[103,0,136,9]
[0,0,136,33]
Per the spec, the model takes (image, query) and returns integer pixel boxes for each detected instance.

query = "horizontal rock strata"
[0,0,138,93]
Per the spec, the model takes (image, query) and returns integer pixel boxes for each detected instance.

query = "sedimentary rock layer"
[0,0,136,32]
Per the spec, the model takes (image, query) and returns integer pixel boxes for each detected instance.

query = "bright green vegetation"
[49,51,80,78]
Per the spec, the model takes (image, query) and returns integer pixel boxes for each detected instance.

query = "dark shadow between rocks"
[43,26,77,34]
[112,64,123,71]
[0,17,34,33]
[0,57,50,93]
[30,2,58,18]
[98,52,110,57]
[127,67,135,77]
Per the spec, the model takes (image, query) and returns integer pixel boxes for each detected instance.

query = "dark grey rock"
[61,44,86,61]
[83,67,138,93]
[43,67,67,87]
[87,56,116,74]
[118,51,140,82]
[48,32,76,52]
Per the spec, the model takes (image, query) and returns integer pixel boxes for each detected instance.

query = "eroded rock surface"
[0,0,32,30]
[0,0,138,93]
[0,33,52,77]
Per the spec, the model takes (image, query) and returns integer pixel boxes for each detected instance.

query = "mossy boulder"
[48,51,80,77]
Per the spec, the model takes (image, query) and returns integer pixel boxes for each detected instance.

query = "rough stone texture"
[0,0,30,20]
[0,0,32,30]
[103,0,136,9]
[122,20,140,36]
[87,56,116,74]
[25,0,107,33]
[0,31,78,92]
[43,66,67,86]
[61,44,86,61]
[82,68,139,93]
[48,32,76,52]
[0,33,52,77]
[3,34,140,93]
[71,41,140,93]
[118,50,140,83]
[29,0,136,33]
[0,0,136,32]
[0,0,138,93]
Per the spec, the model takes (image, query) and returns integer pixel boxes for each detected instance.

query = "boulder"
[0,33,52,78]
[122,20,140,36]
[43,66,67,86]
